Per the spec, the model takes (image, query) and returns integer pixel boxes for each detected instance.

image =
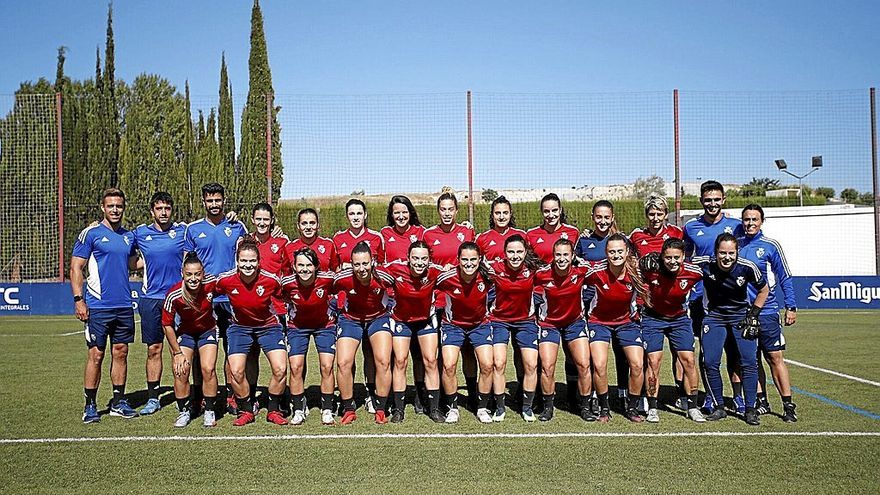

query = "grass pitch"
[0,311,878,494]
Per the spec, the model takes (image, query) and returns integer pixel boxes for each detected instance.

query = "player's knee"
[147,343,163,359]
[200,364,216,380]
[422,355,438,371]
[442,362,458,377]
[541,362,555,378]
[393,354,409,371]
[270,364,287,381]
[336,356,354,374]
[230,367,246,384]
[319,362,334,377]
[111,343,128,359]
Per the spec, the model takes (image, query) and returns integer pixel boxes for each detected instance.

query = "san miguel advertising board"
[0,277,878,316]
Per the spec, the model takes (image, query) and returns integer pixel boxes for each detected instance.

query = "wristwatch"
[73,295,83,303]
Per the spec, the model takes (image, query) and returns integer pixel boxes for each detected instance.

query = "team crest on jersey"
[457,232,465,242]
[703,324,710,334]
[373,287,381,295]
[477,282,485,292]
[679,280,688,290]
[364,240,371,247]
[571,275,578,284]
[256,285,265,296]
[316,288,324,298]
[662,233,669,240]
[271,243,280,253]
[318,245,326,254]
[724,226,734,234]
[756,247,765,258]
[625,284,632,291]
[421,277,429,284]
[523,269,530,278]
[410,234,418,243]
[123,236,130,245]
[169,229,177,239]
[206,293,213,302]
[561,233,569,240]
[224,227,232,237]
[736,276,745,287]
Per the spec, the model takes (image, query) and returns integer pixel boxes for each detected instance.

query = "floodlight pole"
[777,167,819,207]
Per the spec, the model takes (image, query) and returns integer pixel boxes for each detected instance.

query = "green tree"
[103,2,120,187]
[841,188,859,203]
[481,188,499,202]
[814,187,835,199]
[218,52,236,185]
[632,175,666,199]
[238,0,282,206]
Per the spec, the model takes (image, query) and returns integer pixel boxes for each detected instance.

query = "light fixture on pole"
[774,156,823,207]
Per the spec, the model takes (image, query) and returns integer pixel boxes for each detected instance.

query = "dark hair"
[408,240,431,256]
[437,192,458,210]
[345,198,367,213]
[489,195,516,229]
[236,238,260,259]
[591,199,619,235]
[183,251,203,267]
[150,191,173,209]
[292,247,320,271]
[386,195,421,227]
[252,202,274,217]
[297,207,319,223]
[503,234,544,270]
[540,193,567,225]
[700,180,725,197]
[201,182,225,198]
[101,188,126,205]
[661,237,686,255]
[714,232,738,253]
[742,203,765,221]
[351,241,373,260]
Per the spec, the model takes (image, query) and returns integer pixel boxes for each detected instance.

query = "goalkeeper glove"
[738,305,762,340]
[638,252,660,273]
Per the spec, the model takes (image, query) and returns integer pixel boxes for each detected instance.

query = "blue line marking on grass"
[792,385,880,420]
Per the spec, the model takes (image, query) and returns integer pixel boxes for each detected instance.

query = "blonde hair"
[644,195,669,214]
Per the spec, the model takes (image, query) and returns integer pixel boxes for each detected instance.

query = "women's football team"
[162,182,798,427]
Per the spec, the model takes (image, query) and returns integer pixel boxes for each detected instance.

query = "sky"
[1,1,878,197]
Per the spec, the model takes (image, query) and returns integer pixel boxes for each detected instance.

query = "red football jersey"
[526,224,580,264]
[534,265,589,328]
[380,225,426,263]
[213,270,282,327]
[333,267,393,321]
[487,260,536,322]
[281,272,336,329]
[644,262,702,318]
[584,261,638,325]
[162,280,218,335]
[629,224,684,258]
[476,227,529,263]
[422,223,475,267]
[251,233,290,315]
[251,233,290,276]
[383,260,442,322]
[285,236,339,272]
[435,269,491,328]
[333,228,385,265]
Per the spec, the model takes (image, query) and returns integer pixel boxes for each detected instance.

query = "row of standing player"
[73,181,797,426]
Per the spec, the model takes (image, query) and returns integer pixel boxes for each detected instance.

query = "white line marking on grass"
[786,359,880,388]
[0,333,82,337]
[1,431,879,444]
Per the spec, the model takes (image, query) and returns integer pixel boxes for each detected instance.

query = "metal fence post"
[266,93,274,204]
[870,87,879,275]
[673,89,681,226]
[467,90,474,224]
[55,92,65,282]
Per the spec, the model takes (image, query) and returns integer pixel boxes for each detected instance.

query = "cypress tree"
[238,0,282,205]
[104,1,120,187]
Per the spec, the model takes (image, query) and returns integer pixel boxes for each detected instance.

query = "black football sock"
[292,394,305,412]
[342,397,356,412]
[84,388,98,406]
[176,397,191,412]
[494,393,506,412]
[543,393,555,410]
[268,393,282,412]
[204,396,216,412]
[374,395,388,413]
[147,380,160,400]
[522,390,536,410]
[598,392,610,410]
[111,384,126,406]
[236,397,252,415]
[781,395,792,404]
[427,389,441,412]
[393,391,405,412]
[321,393,335,411]
[648,397,658,409]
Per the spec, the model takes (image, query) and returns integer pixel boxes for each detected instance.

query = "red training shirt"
[162,279,218,335]
[333,267,393,321]
[380,224,426,263]
[487,260,536,322]
[435,268,491,328]
[213,270,282,327]
[476,227,529,263]
[629,224,684,258]
[584,261,638,325]
[526,224,580,264]
[643,262,702,319]
[383,260,442,322]
[333,228,385,266]
[285,236,339,273]
[280,272,337,329]
[534,265,589,328]
[422,223,475,267]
